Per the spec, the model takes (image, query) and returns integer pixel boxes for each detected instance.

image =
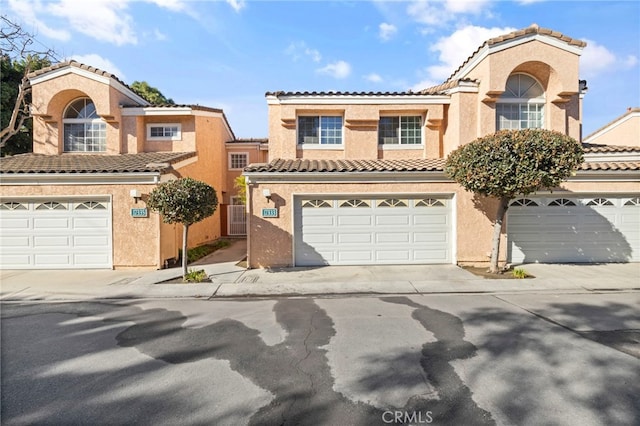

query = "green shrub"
[513,268,529,279]
[180,239,232,264]
[184,269,208,283]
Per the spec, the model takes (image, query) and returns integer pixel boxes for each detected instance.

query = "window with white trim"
[229,153,249,170]
[147,123,181,141]
[378,116,422,145]
[298,116,343,145]
[496,74,544,130]
[63,98,106,152]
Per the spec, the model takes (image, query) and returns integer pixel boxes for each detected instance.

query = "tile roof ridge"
[441,24,586,87]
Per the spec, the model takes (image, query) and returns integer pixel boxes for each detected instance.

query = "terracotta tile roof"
[28,60,134,92]
[0,152,196,174]
[228,138,269,144]
[245,158,446,173]
[584,107,640,141]
[121,104,224,113]
[582,143,640,153]
[445,24,586,84]
[420,78,479,95]
[244,158,639,174]
[579,162,640,171]
[265,91,435,98]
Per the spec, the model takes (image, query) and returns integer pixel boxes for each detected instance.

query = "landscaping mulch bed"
[461,266,535,279]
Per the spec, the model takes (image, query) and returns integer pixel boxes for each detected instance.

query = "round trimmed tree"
[146,177,218,277]
[445,129,584,273]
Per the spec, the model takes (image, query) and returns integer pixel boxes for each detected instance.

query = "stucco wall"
[267,104,445,161]
[246,181,506,268]
[31,73,138,155]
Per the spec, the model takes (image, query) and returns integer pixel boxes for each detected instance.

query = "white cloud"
[407,0,492,27]
[226,0,246,12]
[580,39,638,78]
[317,61,352,79]
[69,54,125,79]
[409,78,439,92]
[153,29,168,41]
[48,0,138,46]
[623,55,638,68]
[8,0,71,41]
[379,23,397,41]
[285,42,322,63]
[147,0,189,12]
[365,73,383,83]
[426,25,516,81]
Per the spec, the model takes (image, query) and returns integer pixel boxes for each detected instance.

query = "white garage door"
[294,196,453,266]
[0,198,113,269]
[507,196,640,263]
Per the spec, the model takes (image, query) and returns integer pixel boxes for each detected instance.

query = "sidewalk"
[1,239,638,301]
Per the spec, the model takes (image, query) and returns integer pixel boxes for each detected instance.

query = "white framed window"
[496,73,545,130]
[298,116,343,146]
[63,98,106,152]
[229,153,249,170]
[147,123,182,141]
[378,116,423,146]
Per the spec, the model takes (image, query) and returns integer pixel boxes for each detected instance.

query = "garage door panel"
[338,233,372,244]
[73,217,109,229]
[0,217,31,230]
[302,215,334,226]
[303,233,335,244]
[338,251,373,262]
[0,199,112,269]
[413,232,448,243]
[376,250,411,262]
[414,214,447,225]
[295,196,452,265]
[74,235,110,247]
[1,254,31,265]
[35,253,72,265]
[1,236,30,247]
[33,235,71,248]
[376,215,411,226]
[338,215,371,226]
[508,196,639,263]
[376,233,410,243]
[33,217,70,230]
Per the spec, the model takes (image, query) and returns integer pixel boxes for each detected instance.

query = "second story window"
[496,73,545,130]
[229,153,249,170]
[63,98,106,152]
[147,123,181,141]
[298,116,343,145]
[378,116,423,145]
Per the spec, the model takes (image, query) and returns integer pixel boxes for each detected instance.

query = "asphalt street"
[1,293,639,426]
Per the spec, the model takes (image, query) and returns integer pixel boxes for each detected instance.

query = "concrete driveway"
[0,237,638,300]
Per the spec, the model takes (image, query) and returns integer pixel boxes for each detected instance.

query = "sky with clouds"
[5,0,639,138]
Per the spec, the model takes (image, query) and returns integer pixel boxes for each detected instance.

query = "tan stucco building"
[1,25,638,271]
[244,25,640,268]
[0,61,266,269]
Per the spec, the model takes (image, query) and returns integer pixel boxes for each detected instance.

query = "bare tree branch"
[1,15,58,150]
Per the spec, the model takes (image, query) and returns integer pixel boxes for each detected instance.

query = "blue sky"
[6,0,640,138]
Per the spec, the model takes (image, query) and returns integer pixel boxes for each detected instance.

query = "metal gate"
[227,205,247,235]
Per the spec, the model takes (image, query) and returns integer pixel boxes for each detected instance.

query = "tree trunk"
[182,224,189,278]
[489,197,510,273]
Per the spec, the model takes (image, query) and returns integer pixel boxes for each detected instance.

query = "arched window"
[496,74,544,130]
[63,98,106,152]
